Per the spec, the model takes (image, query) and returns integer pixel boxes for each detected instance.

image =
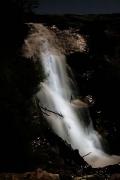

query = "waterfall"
[23,23,120,168]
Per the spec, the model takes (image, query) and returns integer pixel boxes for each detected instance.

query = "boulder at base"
[74,174,103,180]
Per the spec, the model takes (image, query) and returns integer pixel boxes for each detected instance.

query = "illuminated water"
[23,23,120,168]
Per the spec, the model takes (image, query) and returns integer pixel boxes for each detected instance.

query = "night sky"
[35,0,120,14]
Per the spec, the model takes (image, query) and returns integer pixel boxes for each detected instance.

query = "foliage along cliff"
[0,0,46,172]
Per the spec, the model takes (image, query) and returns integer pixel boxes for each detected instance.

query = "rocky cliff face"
[39,14,120,156]
[26,14,120,178]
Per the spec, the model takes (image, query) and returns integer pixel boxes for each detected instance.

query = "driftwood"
[82,152,92,158]
[33,96,64,118]
[40,106,64,118]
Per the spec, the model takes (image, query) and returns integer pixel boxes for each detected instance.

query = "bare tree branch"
[82,152,92,158]
[40,105,64,118]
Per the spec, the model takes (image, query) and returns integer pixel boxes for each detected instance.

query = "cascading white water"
[23,23,120,168]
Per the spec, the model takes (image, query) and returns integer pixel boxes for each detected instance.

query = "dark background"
[35,0,120,14]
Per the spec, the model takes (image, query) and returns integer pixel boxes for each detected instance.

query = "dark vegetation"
[0,0,46,172]
[1,3,120,177]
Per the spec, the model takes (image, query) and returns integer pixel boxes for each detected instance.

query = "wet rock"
[74,174,103,180]
[109,174,120,180]
[0,171,60,180]
[59,173,74,180]
[36,168,42,173]
[23,172,36,179]
[36,171,60,180]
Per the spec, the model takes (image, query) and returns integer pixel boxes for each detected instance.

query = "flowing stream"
[23,23,120,168]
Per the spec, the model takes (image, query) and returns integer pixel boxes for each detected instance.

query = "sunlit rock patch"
[50,25,87,54]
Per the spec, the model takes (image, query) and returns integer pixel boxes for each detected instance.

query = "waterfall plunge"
[23,23,120,168]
